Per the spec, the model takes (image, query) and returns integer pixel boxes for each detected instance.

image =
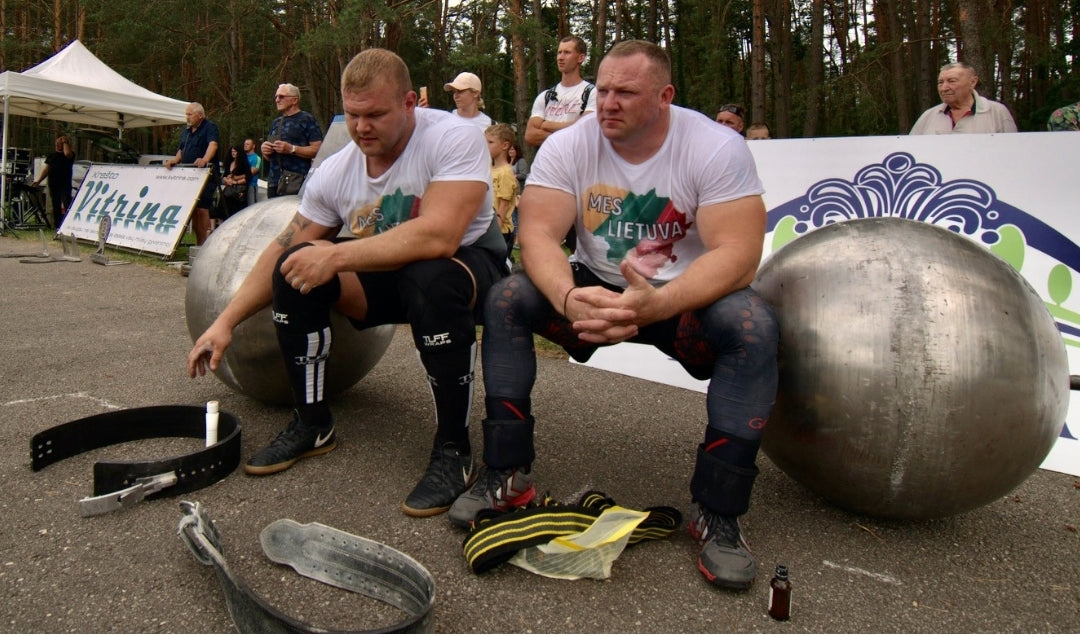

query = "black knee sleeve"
[690,444,759,516]
[271,243,342,332]
[400,260,477,355]
[482,418,535,469]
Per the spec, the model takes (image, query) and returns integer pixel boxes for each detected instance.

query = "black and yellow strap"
[463,491,682,574]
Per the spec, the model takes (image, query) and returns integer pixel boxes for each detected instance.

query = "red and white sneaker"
[448,465,536,528]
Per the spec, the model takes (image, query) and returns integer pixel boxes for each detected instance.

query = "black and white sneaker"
[243,412,337,476]
[401,442,475,517]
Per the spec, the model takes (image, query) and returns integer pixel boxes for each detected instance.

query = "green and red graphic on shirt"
[349,188,422,238]
[585,186,692,274]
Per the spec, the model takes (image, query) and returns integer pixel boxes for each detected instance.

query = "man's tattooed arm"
[275,214,315,247]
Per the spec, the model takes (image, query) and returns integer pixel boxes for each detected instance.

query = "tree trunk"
[802,0,824,137]
[509,0,529,136]
[771,0,793,137]
[956,0,992,97]
[596,0,608,68]
[751,0,766,125]
[533,0,546,90]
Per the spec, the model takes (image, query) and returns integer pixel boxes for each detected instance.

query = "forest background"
[1,0,1077,161]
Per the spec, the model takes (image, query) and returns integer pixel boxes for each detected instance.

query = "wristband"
[562,286,577,317]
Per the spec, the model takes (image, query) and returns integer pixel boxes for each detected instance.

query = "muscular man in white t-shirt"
[186,49,507,519]
[450,40,779,592]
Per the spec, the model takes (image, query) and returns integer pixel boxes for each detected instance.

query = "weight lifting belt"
[30,405,241,517]
[178,501,435,633]
[462,491,682,574]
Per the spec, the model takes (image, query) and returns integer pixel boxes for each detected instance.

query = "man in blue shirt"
[165,103,220,245]
[261,84,323,198]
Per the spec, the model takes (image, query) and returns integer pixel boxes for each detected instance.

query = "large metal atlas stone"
[753,217,1069,519]
[184,198,394,406]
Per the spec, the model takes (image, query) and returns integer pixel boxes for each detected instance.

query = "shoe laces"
[422,444,466,488]
[698,508,742,548]
[469,466,511,498]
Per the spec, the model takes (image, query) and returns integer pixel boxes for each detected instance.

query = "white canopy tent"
[0,40,188,209]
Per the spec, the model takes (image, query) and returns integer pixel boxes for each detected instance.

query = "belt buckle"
[78,471,178,517]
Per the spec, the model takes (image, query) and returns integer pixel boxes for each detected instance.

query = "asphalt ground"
[0,231,1077,633]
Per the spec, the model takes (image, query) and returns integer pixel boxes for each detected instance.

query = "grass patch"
[2,227,194,271]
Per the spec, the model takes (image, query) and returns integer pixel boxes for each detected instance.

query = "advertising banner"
[582,132,1080,477]
[58,163,208,256]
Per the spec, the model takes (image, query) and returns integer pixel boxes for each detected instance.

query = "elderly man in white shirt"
[910,62,1017,134]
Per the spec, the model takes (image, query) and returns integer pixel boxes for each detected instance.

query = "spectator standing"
[244,138,262,204]
[486,123,519,264]
[508,142,529,237]
[1047,100,1080,131]
[165,103,220,245]
[443,72,493,130]
[525,36,597,148]
[261,83,323,198]
[221,144,252,218]
[715,104,746,134]
[746,123,771,140]
[509,143,529,191]
[910,62,1017,134]
[31,134,74,229]
[526,35,597,252]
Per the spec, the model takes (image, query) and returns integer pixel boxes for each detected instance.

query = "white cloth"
[528,105,764,287]
[530,80,597,124]
[451,110,492,130]
[909,91,1018,134]
[299,107,494,246]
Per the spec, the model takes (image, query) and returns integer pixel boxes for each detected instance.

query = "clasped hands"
[564,260,663,344]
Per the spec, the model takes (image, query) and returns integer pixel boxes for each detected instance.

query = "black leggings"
[482,263,779,444]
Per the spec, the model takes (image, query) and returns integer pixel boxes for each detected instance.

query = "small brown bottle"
[768,564,791,621]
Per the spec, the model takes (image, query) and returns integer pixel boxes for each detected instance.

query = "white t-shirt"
[528,105,764,287]
[452,110,493,130]
[530,80,597,124]
[300,107,494,246]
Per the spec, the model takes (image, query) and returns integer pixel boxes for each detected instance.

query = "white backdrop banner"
[582,131,1080,477]
[58,163,207,256]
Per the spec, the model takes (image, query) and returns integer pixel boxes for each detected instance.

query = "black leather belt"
[30,405,241,516]
[178,501,436,633]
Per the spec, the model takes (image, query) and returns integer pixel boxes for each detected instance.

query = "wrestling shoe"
[243,412,337,476]
[448,465,536,528]
[689,504,756,589]
[402,442,475,517]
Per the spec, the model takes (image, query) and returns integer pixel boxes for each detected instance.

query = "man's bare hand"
[279,242,337,294]
[187,321,233,378]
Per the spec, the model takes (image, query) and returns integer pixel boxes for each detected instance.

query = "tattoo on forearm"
[275,215,312,247]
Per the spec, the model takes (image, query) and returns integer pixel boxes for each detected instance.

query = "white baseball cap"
[444,72,482,93]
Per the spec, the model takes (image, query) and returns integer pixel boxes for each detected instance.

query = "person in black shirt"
[31,135,74,229]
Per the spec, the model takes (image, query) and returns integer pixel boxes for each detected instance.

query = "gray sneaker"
[401,443,475,517]
[448,465,536,528]
[689,505,756,589]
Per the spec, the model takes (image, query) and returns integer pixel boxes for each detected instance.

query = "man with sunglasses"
[715,103,746,134]
[261,83,324,198]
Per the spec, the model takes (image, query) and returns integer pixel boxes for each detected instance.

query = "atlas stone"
[753,217,1069,519]
[184,198,394,406]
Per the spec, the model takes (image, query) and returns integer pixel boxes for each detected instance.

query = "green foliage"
[2,0,1077,153]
